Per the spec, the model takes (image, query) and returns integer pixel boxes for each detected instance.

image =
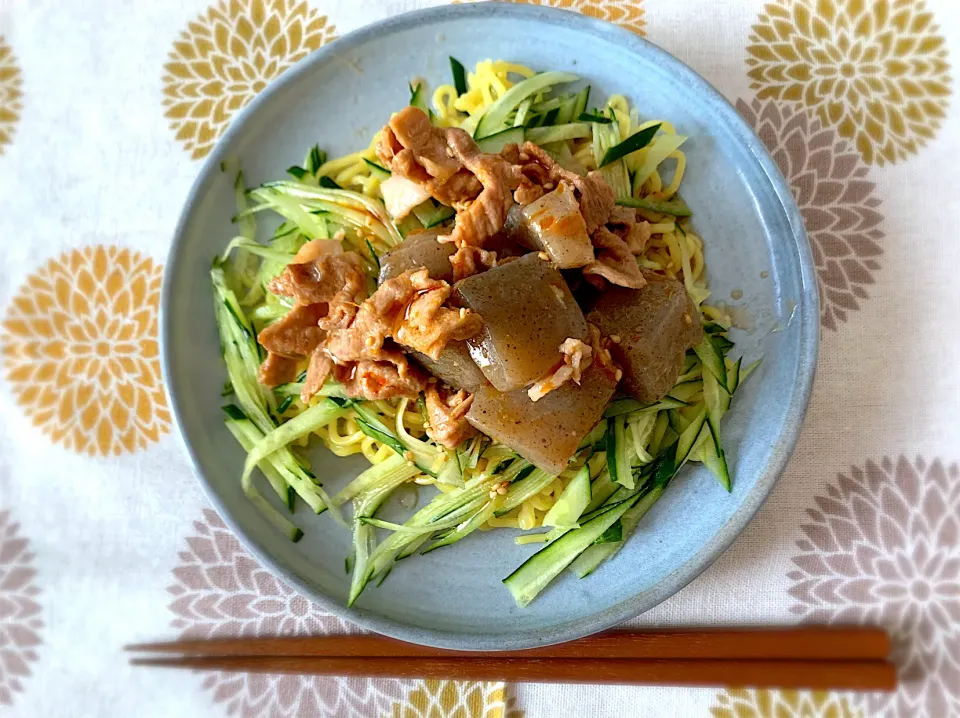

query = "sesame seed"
[543,182,554,190]
[683,312,692,325]
[538,251,549,261]
[403,451,414,461]
[610,334,621,344]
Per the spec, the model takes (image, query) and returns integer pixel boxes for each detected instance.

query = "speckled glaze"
[161,2,818,650]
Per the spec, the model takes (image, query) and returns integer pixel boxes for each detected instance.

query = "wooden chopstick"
[127,626,891,661]
[129,655,897,690]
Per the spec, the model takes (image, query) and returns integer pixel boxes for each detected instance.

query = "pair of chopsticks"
[128,627,896,690]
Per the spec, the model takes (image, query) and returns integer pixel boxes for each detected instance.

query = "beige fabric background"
[0,0,958,716]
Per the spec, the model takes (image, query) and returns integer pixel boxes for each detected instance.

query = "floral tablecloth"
[1,0,958,716]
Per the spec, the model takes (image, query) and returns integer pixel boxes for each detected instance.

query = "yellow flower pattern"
[162,0,338,159]
[389,681,524,718]
[711,689,863,718]
[746,0,951,165]
[1,246,170,456]
[454,0,646,36]
[0,36,23,154]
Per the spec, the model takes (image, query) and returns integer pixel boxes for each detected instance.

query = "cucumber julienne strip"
[260,180,403,245]
[570,455,677,578]
[240,400,344,490]
[348,462,420,606]
[494,466,555,516]
[577,111,612,124]
[213,266,344,525]
[603,396,688,418]
[422,495,501,553]
[350,476,499,602]
[615,196,693,217]
[352,403,440,477]
[525,123,591,145]
[225,402,331,516]
[599,122,662,167]
[223,408,300,502]
[474,71,579,139]
[502,495,639,608]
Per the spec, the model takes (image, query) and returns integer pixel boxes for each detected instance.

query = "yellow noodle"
[529,494,554,511]
[518,501,537,530]
[432,85,460,124]
[662,150,687,197]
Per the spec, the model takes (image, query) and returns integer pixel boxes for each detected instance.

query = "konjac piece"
[409,341,488,393]
[378,228,456,284]
[466,365,617,475]
[502,182,594,268]
[587,275,703,403]
[454,253,587,392]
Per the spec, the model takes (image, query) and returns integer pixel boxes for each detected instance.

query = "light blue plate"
[162,2,818,650]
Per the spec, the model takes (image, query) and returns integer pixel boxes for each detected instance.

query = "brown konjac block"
[410,341,487,393]
[466,365,617,475]
[454,253,587,392]
[378,228,456,284]
[587,275,703,403]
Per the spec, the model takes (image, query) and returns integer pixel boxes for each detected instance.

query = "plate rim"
[161,1,819,650]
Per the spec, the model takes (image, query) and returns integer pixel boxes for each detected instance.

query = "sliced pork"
[424,386,478,448]
[583,226,646,289]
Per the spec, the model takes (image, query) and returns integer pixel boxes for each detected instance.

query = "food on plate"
[211,59,759,607]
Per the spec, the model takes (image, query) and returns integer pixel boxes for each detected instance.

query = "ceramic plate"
[162,2,818,650]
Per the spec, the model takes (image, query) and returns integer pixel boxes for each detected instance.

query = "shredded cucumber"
[592,109,631,198]
[525,122,591,145]
[503,494,639,607]
[542,464,591,529]
[571,456,676,577]
[474,71,579,138]
[241,400,344,491]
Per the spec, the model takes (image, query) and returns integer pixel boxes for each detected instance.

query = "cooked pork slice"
[257,303,328,359]
[324,269,480,363]
[578,171,617,234]
[513,181,547,206]
[587,275,703,403]
[258,352,300,388]
[607,206,653,255]
[301,348,334,403]
[519,142,615,232]
[395,272,483,360]
[440,128,521,251]
[583,227,646,289]
[527,337,593,402]
[423,386,478,448]
[431,169,483,207]
[334,356,427,401]
[267,248,366,306]
[379,106,461,183]
[449,245,498,283]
